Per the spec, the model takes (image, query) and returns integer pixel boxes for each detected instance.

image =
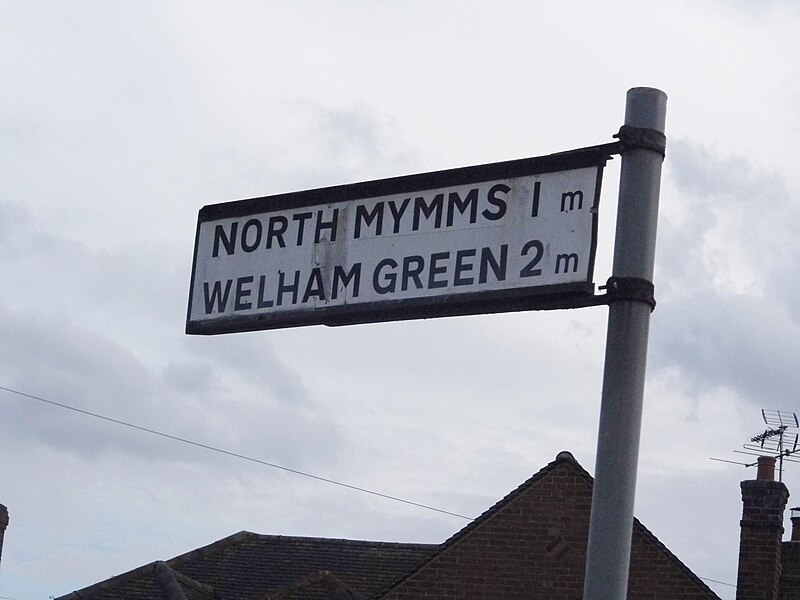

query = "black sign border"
[187,145,612,335]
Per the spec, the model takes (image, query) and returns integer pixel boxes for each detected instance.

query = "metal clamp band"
[600,276,657,311]
[613,125,666,158]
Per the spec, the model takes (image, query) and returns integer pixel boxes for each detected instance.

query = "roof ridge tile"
[167,530,254,568]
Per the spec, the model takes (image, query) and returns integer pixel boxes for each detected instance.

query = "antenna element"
[710,409,800,481]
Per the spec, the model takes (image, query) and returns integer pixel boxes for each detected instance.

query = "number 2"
[520,240,543,277]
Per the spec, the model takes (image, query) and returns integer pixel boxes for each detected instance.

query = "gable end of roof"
[373,451,586,597]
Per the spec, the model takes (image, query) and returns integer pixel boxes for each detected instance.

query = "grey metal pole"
[583,87,667,600]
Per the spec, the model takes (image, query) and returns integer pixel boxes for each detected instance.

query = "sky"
[2,2,800,599]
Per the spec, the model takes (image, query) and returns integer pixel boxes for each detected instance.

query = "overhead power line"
[0,385,742,591]
[697,576,736,588]
[0,384,473,521]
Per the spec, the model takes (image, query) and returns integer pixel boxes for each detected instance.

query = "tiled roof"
[170,532,434,600]
[267,570,362,600]
[153,562,216,600]
[56,561,214,600]
[55,531,435,600]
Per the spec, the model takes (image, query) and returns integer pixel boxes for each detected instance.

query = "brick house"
[54,451,720,599]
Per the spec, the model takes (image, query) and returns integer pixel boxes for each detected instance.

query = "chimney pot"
[757,455,777,481]
[791,507,800,542]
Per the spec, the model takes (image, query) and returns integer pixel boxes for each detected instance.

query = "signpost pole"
[583,87,667,600]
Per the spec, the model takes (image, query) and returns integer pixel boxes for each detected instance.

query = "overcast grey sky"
[2,2,800,599]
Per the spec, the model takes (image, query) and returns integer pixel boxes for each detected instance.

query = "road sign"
[186,146,610,334]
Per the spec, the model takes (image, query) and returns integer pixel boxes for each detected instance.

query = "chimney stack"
[0,503,7,569]
[736,456,789,600]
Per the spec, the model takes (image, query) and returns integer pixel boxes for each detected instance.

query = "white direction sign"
[187,148,609,334]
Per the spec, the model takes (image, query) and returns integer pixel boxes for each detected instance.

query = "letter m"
[555,253,579,274]
[560,190,584,212]
[354,203,384,239]
[447,188,479,226]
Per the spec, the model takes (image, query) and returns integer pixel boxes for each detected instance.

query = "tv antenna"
[711,409,800,481]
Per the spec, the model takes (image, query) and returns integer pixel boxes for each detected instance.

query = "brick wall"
[381,458,717,600]
[736,479,789,600]
[779,542,800,600]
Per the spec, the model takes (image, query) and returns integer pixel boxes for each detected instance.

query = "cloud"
[648,139,800,413]
[654,294,800,402]
[0,201,345,472]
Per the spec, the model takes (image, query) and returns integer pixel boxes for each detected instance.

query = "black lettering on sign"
[235,276,254,310]
[388,198,410,233]
[446,188,479,227]
[257,276,273,308]
[241,220,262,253]
[428,252,450,289]
[293,212,313,246]
[331,264,361,299]
[373,258,398,294]
[302,268,326,303]
[454,248,476,286]
[555,253,579,274]
[203,280,233,314]
[213,223,237,257]
[531,181,541,218]
[413,193,444,230]
[402,255,425,291]
[483,184,508,221]
[267,216,288,249]
[520,240,544,277]
[560,190,584,212]
[354,203,384,239]
[277,270,300,306]
[479,245,507,283]
[315,209,339,243]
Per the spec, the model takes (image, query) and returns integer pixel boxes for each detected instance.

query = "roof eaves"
[54,561,162,600]
[54,531,245,600]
